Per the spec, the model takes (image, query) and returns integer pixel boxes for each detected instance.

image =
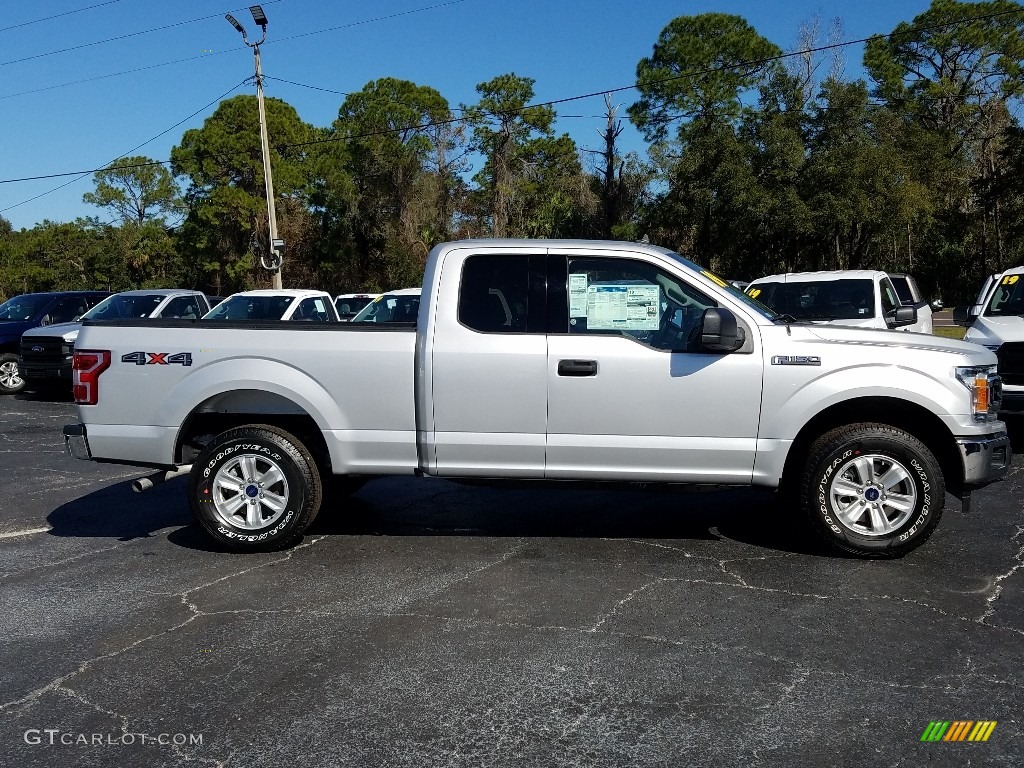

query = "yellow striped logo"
[920,721,997,742]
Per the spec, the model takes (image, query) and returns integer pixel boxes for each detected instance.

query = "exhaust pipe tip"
[132,465,193,493]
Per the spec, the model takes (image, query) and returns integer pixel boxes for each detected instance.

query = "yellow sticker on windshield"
[1002,275,1020,285]
[748,288,762,299]
[700,270,729,288]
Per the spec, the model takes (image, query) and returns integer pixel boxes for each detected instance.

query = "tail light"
[73,350,110,405]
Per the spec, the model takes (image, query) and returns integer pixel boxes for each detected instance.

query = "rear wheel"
[189,425,323,552]
[800,423,945,558]
[0,353,25,395]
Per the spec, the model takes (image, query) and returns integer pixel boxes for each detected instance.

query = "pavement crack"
[976,525,1024,626]
[0,536,327,715]
[589,578,663,632]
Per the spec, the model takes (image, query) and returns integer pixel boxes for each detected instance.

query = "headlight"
[955,365,1001,421]
[61,344,73,356]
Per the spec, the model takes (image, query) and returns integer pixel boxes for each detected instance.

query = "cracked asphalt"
[1,395,1023,767]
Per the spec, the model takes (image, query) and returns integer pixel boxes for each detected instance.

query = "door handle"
[557,359,598,377]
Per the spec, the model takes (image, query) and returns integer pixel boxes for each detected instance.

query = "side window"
[160,296,201,319]
[293,297,327,321]
[567,257,716,352]
[49,297,90,324]
[459,255,529,333]
[879,280,900,314]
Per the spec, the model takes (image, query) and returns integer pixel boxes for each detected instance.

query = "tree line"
[2,0,1024,304]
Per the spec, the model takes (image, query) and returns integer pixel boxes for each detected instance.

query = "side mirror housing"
[699,307,744,352]
[889,305,917,328]
[952,304,981,327]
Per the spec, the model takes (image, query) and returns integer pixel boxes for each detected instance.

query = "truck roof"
[227,289,330,298]
[750,270,888,284]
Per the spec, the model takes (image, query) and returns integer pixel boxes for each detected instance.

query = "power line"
[0,3,284,67]
[0,0,125,34]
[3,6,1022,188]
[0,79,248,214]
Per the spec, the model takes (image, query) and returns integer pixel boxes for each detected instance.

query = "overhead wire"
[2,5,1022,195]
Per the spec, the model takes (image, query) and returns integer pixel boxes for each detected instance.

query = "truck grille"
[20,337,65,363]
[998,342,1024,386]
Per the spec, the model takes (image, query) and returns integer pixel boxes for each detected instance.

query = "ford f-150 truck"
[63,239,1011,558]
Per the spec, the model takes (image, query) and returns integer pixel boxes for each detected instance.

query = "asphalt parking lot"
[1,395,1022,767]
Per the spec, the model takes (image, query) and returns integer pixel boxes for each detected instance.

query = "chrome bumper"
[957,432,1012,486]
[63,423,92,461]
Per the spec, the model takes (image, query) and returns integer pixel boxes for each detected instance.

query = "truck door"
[426,250,549,476]
[545,253,763,483]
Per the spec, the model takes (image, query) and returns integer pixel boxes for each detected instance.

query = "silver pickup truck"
[63,239,1011,558]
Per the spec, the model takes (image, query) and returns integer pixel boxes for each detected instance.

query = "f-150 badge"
[771,355,821,366]
[121,351,193,366]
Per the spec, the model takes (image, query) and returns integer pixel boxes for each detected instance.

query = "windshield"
[747,278,875,321]
[204,294,295,321]
[662,253,776,321]
[0,294,50,321]
[351,293,421,323]
[335,296,375,318]
[985,274,1024,316]
[84,293,165,320]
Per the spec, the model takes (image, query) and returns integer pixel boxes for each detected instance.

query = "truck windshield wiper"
[773,313,798,324]
[796,314,842,321]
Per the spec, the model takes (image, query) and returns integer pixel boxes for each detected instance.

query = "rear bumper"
[63,423,92,461]
[957,432,1012,487]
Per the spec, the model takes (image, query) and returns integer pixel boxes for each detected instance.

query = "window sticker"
[1002,275,1020,285]
[586,283,660,330]
[569,273,589,317]
[748,288,762,299]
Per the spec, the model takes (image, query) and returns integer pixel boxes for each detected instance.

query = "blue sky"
[1,0,934,230]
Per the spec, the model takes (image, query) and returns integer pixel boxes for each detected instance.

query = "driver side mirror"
[952,304,981,327]
[698,307,744,352]
[889,305,917,328]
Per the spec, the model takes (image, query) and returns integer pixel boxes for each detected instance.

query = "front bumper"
[999,390,1024,414]
[63,423,92,461]
[957,432,1012,486]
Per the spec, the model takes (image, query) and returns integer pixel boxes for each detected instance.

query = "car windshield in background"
[204,295,295,321]
[84,294,165,320]
[0,295,50,321]
[335,296,375,318]
[985,276,1024,316]
[351,294,420,323]
[748,279,875,320]
[662,252,776,321]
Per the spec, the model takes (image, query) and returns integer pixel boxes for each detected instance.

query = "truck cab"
[959,266,1024,414]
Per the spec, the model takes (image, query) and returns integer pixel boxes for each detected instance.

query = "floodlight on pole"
[225,6,281,287]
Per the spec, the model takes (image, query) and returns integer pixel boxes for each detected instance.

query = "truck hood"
[791,323,997,364]
[21,321,83,342]
[965,315,1024,345]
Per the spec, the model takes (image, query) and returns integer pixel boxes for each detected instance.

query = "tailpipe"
[133,465,192,493]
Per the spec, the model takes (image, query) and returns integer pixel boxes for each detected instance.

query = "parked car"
[0,290,110,394]
[350,288,421,323]
[746,270,931,333]
[334,293,381,321]
[19,289,210,392]
[64,239,1009,558]
[955,265,1024,415]
[203,290,339,322]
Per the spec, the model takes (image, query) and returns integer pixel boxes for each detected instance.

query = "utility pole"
[226,6,284,289]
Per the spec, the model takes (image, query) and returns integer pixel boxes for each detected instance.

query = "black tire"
[800,423,945,558]
[0,353,25,395]
[188,424,323,552]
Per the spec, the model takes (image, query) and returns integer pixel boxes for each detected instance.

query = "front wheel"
[188,425,323,552]
[0,353,25,395]
[800,423,945,558]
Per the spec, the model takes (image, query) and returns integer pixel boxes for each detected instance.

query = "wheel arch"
[781,396,963,494]
[174,389,330,472]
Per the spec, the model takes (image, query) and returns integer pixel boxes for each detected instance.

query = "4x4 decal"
[121,351,192,366]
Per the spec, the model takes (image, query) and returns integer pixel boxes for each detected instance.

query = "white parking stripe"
[0,526,52,539]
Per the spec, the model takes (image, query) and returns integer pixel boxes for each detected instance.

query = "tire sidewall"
[807,430,941,555]
[0,353,25,395]
[189,428,317,551]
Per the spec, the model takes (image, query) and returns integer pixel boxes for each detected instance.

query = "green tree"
[463,73,589,238]
[83,156,183,226]
[629,13,784,144]
[171,95,316,293]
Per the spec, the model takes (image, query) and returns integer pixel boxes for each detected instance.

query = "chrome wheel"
[210,453,290,530]
[828,453,918,537]
[0,359,23,391]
